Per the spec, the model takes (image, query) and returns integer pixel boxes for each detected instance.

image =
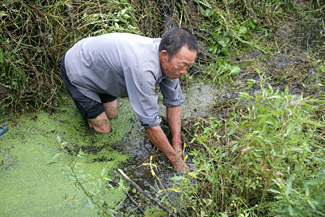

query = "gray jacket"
[64,33,184,127]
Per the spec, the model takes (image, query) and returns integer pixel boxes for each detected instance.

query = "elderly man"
[60,28,198,172]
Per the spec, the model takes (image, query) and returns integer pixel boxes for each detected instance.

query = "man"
[61,28,198,172]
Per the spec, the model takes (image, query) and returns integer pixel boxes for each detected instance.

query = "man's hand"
[145,126,186,172]
[169,151,186,173]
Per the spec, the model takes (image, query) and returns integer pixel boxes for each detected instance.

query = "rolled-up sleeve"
[124,66,162,128]
[160,77,185,107]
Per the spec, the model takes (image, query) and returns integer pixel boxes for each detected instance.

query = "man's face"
[160,46,197,79]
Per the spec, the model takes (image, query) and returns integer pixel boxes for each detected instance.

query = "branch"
[117,169,176,216]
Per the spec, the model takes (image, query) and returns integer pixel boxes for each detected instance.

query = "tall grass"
[168,75,325,216]
[0,0,139,115]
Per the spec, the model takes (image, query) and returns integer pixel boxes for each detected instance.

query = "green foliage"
[64,150,123,217]
[268,170,325,217]
[167,75,324,216]
[1,0,320,114]
[194,0,272,60]
[205,59,241,85]
[0,0,140,114]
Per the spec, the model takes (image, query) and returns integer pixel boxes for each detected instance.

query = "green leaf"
[150,210,168,217]
[246,21,255,29]
[170,176,186,181]
[239,92,254,100]
[285,86,289,95]
[239,26,248,35]
[288,147,303,152]
[56,135,62,143]
[230,66,241,75]
[288,205,294,216]
[0,11,8,19]
[204,9,212,17]
[51,153,60,160]
[247,79,256,89]
[307,199,317,210]
[302,120,322,127]
[218,40,227,48]
[231,144,238,153]
[46,161,57,166]
[268,188,281,194]
[101,168,106,176]
[227,125,237,136]
[285,176,294,195]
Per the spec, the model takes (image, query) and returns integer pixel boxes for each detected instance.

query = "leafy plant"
[166,75,324,216]
[0,0,140,115]
[205,59,241,85]
[64,150,123,217]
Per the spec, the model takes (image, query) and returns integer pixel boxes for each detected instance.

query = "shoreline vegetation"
[0,0,324,216]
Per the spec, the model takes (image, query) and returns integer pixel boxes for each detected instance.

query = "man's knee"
[107,110,117,119]
[88,112,111,133]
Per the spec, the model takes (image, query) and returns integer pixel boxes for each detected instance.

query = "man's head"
[159,28,198,79]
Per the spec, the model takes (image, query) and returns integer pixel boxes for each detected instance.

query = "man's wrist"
[172,138,182,145]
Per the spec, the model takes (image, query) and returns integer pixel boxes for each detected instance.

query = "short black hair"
[159,28,198,59]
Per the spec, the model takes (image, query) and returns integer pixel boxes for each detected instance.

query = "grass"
[0,0,140,116]
[1,0,322,115]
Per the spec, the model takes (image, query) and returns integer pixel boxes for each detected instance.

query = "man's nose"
[180,70,186,75]
[180,66,189,74]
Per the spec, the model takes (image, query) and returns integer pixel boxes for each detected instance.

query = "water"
[0,97,135,216]
[0,82,217,216]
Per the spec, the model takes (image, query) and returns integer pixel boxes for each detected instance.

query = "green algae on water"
[0,96,139,216]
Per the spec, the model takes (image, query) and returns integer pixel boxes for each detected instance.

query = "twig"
[108,180,145,215]
[70,163,112,216]
[117,169,176,216]
[123,189,145,215]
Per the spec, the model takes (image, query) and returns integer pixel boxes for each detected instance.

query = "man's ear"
[160,50,169,62]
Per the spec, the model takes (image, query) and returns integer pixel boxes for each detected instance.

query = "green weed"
[0,0,140,115]
[205,59,241,85]
[166,75,324,216]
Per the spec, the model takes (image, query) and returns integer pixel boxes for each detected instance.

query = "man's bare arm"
[166,106,182,152]
[145,125,185,172]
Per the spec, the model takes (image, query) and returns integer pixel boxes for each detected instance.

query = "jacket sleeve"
[159,77,185,107]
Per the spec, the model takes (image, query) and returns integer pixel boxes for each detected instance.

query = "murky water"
[0,81,216,216]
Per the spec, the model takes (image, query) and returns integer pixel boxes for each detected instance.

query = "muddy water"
[0,82,216,216]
